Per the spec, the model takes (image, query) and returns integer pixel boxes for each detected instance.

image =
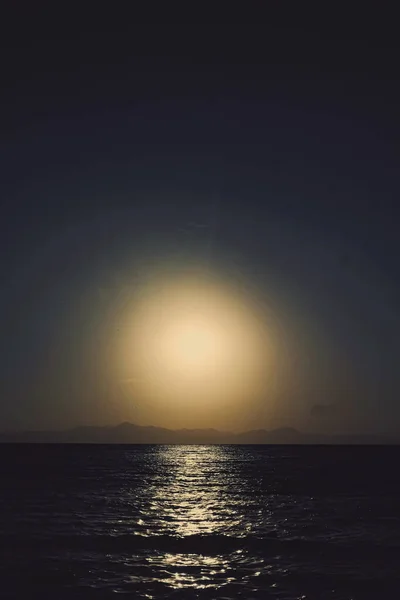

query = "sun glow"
[158,313,230,377]
[116,267,276,427]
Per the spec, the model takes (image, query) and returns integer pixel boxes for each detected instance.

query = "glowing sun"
[116,269,274,418]
[157,313,228,377]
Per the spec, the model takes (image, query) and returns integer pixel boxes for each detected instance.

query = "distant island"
[0,422,398,444]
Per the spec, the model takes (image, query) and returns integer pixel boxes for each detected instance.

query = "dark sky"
[1,16,399,434]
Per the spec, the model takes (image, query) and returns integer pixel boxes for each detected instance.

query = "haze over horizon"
[1,419,398,445]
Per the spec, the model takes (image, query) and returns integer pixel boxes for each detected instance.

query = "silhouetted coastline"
[0,422,397,444]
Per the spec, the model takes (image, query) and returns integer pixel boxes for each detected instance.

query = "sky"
[1,16,400,434]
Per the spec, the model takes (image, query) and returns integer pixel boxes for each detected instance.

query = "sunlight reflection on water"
[150,445,236,537]
[137,444,266,538]
[134,445,275,594]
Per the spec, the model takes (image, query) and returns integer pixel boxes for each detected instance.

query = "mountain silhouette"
[0,422,397,444]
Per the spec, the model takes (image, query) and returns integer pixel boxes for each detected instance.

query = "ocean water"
[0,445,399,599]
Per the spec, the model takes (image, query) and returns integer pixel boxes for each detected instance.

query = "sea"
[0,444,399,599]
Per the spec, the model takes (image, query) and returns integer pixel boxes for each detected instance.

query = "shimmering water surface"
[1,445,399,599]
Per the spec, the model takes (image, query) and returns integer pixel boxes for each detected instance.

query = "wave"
[2,532,400,559]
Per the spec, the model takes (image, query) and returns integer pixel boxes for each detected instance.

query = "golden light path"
[115,265,278,429]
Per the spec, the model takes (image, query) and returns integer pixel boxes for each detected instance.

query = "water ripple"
[0,444,400,598]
